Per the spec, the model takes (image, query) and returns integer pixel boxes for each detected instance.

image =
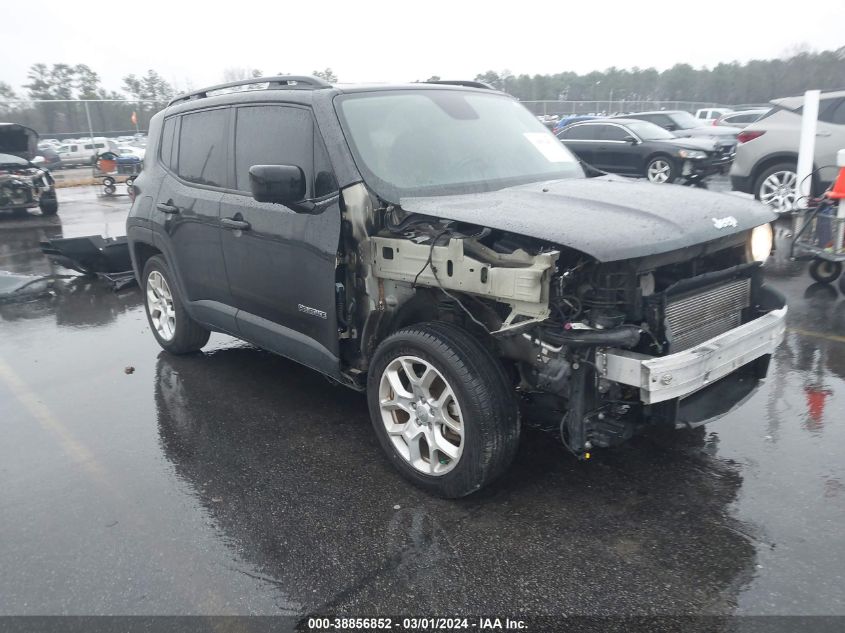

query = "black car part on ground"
[40,235,133,276]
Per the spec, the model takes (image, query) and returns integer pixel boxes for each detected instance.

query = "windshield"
[626,121,675,141]
[336,90,583,201]
[668,111,701,129]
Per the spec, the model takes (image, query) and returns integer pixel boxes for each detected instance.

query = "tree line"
[472,46,845,104]
[0,65,341,135]
[2,46,844,136]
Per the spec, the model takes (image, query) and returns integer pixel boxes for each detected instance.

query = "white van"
[56,138,119,167]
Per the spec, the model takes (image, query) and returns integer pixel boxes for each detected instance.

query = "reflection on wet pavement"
[0,189,843,617]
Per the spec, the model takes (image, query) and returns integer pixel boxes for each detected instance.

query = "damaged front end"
[1,124,56,212]
[338,182,786,457]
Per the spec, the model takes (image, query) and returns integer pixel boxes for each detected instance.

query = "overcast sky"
[2,0,843,95]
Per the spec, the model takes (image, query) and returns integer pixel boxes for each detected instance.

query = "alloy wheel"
[146,270,176,341]
[378,356,464,475]
[647,159,671,183]
[759,170,797,213]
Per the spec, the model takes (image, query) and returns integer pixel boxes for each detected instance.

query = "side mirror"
[249,164,306,205]
[664,123,677,131]
[623,136,637,144]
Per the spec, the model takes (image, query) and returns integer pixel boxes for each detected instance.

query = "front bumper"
[596,306,787,405]
[682,154,734,179]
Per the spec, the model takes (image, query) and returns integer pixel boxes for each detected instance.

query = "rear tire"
[755,162,798,213]
[367,321,520,498]
[142,255,210,354]
[809,259,842,284]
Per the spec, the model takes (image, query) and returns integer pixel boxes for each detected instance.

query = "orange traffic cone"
[828,149,845,200]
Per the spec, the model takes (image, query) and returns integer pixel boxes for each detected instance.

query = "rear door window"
[233,105,314,195]
[177,108,228,188]
[560,124,599,140]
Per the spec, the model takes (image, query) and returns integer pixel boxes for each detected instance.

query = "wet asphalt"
[0,184,843,619]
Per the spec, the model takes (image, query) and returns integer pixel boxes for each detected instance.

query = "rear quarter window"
[159,117,177,170]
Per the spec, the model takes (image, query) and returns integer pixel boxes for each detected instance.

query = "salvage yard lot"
[0,186,843,617]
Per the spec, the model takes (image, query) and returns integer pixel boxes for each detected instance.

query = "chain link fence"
[0,99,167,139]
[0,98,742,138]
[521,100,735,117]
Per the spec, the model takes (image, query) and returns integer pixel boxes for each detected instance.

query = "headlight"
[678,149,707,159]
[748,223,774,263]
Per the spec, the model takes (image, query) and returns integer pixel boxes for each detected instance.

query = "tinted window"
[820,99,845,125]
[178,108,228,187]
[600,125,629,141]
[560,124,599,140]
[159,117,176,169]
[633,114,657,123]
[313,131,338,198]
[234,105,314,194]
[727,113,753,123]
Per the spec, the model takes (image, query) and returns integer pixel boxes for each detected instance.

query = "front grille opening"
[665,278,751,352]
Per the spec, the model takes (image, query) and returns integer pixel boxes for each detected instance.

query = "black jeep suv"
[128,76,786,497]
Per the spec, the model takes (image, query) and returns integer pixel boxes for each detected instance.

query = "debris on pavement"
[40,235,137,290]
[0,271,56,303]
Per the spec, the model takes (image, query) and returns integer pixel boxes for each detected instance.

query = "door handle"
[221,217,251,231]
[816,132,831,137]
[156,202,180,214]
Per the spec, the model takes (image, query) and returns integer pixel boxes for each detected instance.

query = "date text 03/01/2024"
[305,617,528,630]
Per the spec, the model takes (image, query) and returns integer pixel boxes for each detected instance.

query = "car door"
[595,123,642,175]
[558,123,597,167]
[63,144,80,165]
[815,98,845,186]
[219,104,342,372]
[154,108,235,333]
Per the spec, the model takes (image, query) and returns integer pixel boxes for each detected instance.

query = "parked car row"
[730,89,845,213]
[558,119,731,185]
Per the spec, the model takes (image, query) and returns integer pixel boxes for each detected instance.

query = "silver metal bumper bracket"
[597,307,787,405]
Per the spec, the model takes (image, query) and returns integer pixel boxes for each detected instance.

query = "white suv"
[730,90,845,213]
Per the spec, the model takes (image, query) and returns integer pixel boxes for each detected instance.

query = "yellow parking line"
[0,356,106,479]
[788,327,845,345]
[0,355,230,613]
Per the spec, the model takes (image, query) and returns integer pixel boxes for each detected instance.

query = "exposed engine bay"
[338,183,786,456]
[0,160,55,211]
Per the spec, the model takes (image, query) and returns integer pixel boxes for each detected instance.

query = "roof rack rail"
[423,80,494,90]
[168,75,332,106]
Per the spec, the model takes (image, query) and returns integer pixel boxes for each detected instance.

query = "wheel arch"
[131,240,162,281]
[750,152,830,200]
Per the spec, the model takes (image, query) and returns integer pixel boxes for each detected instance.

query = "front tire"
[142,255,210,354]
[367,321,520,498]
[646,156,676,184]
[809,259,842,284]
[39,192,58,216]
